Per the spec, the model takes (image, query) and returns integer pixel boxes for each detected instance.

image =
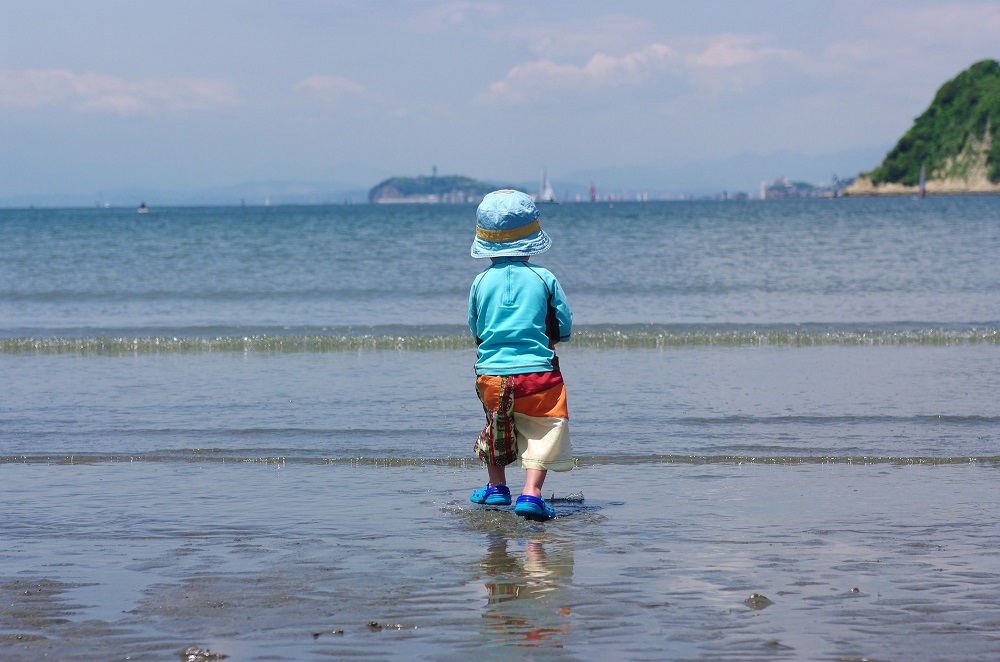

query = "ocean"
[2,197,999,660]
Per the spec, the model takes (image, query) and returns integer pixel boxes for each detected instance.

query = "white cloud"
[681,34,803,98]
[406,1,504,32]
[478,36,802,106]
[478,43,680,105]
[493,14,654,59]
[684,34,796,70]
[0,69,239,115]
[292,75,371,107]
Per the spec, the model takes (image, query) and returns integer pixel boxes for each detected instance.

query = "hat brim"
[471,228,551,258]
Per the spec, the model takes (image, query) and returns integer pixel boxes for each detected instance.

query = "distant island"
[368,175,498,203]
[846,59,1000,196]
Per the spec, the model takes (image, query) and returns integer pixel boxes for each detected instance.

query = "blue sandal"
[514,495,556,521]
[470,484,511,506]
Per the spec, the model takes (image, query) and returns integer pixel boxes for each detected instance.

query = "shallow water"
[3,346,998,463]
[3,344,1000,660]
[2,198,1000,659]
[3,460,999,660]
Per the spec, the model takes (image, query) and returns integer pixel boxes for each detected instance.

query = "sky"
[2,0,999,202]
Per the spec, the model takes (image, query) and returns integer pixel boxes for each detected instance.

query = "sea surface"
[2,197,999,660]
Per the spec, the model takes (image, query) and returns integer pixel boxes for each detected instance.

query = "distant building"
[761,177,844,199]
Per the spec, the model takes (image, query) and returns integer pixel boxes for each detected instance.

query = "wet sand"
[2,460,999,661]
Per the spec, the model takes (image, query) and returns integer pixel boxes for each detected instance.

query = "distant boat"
[537,169,557,203]
[918,163,927,198]
[137,202,149,214]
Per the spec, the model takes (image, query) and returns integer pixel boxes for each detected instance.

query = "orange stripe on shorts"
[477,373,568,418]
[515,384,568,418]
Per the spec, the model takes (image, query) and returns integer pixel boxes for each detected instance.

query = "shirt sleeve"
[469,273,482,341]
[550,277,573,342]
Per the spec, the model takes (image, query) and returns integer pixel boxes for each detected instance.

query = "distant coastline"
[844,175,1000,196]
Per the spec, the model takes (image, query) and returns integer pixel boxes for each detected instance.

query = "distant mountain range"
[2,148,890,208]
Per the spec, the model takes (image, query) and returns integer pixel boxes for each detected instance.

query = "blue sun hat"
[471,189,552,258]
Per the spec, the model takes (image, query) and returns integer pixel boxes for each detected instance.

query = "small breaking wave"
[3,452,998,466]
[2,323,999,355]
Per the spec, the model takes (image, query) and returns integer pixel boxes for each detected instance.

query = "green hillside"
[865,59,1000,186]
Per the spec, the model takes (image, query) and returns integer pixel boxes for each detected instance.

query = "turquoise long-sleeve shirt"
[469,257,572,375]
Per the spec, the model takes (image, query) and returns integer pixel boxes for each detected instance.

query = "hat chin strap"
[476,219,541,243]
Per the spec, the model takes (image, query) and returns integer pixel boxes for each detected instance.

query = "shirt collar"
[491,256,529,264]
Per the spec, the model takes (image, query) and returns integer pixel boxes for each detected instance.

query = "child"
[468,189,573,521]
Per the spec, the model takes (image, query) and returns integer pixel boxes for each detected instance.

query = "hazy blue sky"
[2,0,998,198]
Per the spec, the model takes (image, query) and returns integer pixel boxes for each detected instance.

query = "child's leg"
[513,468,555,520]
[487,464,507,486]
[522,468,547,497]
[471,464,512,505]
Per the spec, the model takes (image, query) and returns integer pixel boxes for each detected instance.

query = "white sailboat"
[537,169,557,203]
[918,163,926,198]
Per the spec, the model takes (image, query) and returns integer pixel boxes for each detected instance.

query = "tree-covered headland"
[848,59,1000,195]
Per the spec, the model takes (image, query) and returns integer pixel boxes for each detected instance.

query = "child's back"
[470,256,571,375]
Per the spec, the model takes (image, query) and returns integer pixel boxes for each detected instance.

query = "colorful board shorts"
[474,370,573,471]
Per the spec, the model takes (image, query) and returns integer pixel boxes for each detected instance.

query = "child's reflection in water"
[478,533,574,646]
